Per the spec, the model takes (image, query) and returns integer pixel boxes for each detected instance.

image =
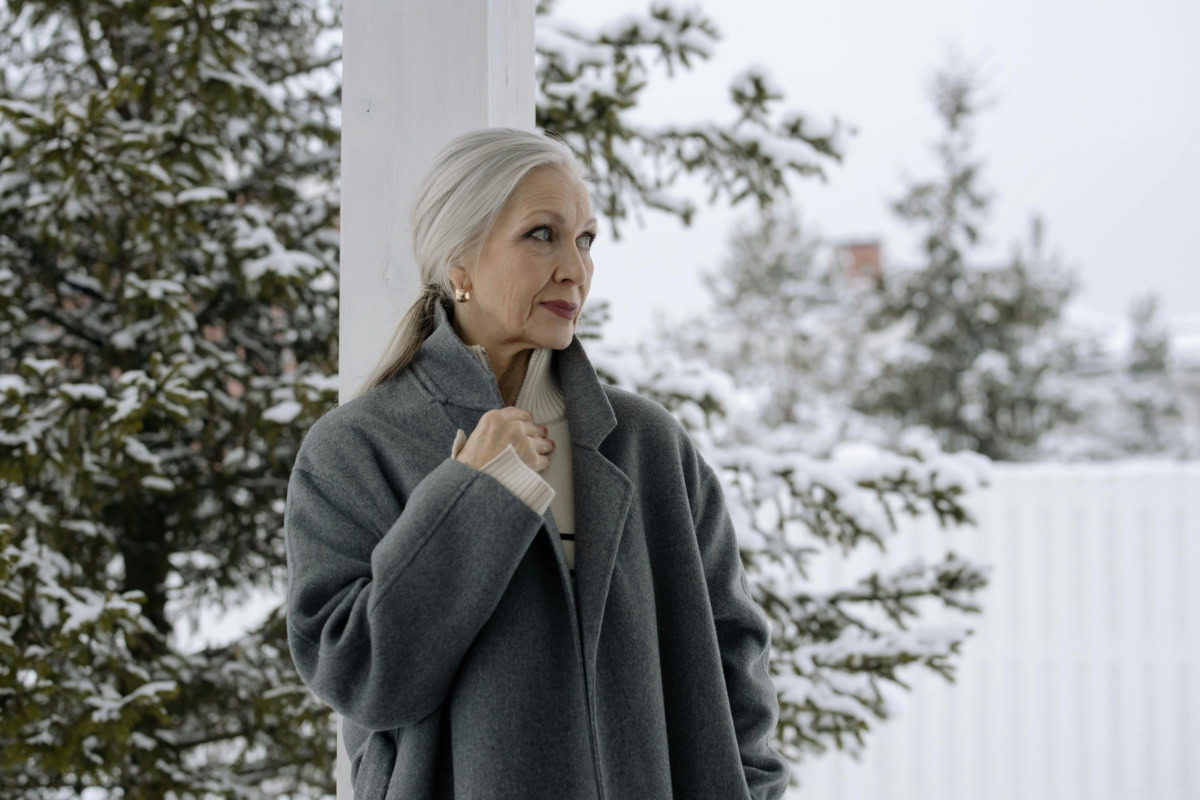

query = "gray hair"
[350,127,589,400]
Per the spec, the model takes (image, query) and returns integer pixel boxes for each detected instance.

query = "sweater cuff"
[451,429,555,516]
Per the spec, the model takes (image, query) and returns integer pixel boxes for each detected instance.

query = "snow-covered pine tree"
[1,0,856,796]
[1038,292,1194,459]
[656,200,905,456]
[853,53,1084,461]
[0,0,343,795]
[1117,292,1190,455]
[534,0,857,241]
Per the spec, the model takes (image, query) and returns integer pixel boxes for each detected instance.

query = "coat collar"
[411,295,634,694]
[413,295,617,449]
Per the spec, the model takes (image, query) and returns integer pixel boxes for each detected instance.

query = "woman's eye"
[531,226,597,250]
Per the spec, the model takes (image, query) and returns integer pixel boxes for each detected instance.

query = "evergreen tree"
[1,0,343,794]
[854,53,1084,460]
[1039,292,1194,459]
[534,0,856,240]
[1128,292,1170,373]
[0,0,857,795]
[1119,292,1186,454]
[657,201,904,456]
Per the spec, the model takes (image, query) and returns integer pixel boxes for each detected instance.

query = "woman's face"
[450,165,597,353]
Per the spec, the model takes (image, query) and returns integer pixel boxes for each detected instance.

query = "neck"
[493,347,533,406]
[451,313,534,406]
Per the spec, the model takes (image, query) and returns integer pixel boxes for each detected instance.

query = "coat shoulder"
[601,383,685,442]
[600,383,707,484]
[293,369,440,478]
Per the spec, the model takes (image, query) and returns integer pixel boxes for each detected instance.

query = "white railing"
[791,460,1200,800]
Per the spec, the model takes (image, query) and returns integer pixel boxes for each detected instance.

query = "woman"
[284,127,789,800]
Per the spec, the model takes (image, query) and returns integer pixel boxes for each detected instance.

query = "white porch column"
[336,0,535,795]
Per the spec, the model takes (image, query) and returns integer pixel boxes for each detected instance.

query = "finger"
[518,420,546,437]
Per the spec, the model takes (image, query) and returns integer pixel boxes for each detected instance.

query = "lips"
[541,301,578,313]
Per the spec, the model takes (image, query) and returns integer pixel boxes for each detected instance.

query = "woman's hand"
[455,407,555,473]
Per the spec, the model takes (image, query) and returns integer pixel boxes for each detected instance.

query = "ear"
[448,265,472,292]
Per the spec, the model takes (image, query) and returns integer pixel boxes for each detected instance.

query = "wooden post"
[337,0,534,794]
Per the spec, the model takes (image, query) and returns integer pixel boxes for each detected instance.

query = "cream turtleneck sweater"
[449,345,578,578]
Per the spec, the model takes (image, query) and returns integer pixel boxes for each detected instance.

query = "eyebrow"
[528,210,598,228]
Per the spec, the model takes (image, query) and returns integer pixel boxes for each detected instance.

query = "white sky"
[551,0,1200,348]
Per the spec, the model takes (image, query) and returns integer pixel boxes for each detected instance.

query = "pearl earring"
[454,287,471,303]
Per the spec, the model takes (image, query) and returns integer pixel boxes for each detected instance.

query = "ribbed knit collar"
[465,341,567,423]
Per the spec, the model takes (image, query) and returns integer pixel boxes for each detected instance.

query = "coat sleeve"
[452,427,556,516]
[692,456,791,800]
[283,420,547,732]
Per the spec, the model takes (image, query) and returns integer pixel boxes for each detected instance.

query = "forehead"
[510,168,594,220]
[530,208,599,227]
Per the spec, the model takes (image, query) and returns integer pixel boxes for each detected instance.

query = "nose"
[555,243,588,288]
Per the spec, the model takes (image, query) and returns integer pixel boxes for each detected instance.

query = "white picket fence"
[792,461,1200,800]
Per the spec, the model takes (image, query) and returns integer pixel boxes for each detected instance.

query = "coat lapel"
[409,296,634,693]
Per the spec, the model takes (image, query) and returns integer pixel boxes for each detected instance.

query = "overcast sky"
[550,0,1200,348]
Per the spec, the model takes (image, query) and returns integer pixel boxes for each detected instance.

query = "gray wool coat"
[284,296,790,799]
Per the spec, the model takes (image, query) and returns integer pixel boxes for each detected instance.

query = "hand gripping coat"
[284,297,791,799]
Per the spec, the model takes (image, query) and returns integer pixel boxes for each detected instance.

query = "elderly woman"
[284,127,789,800]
